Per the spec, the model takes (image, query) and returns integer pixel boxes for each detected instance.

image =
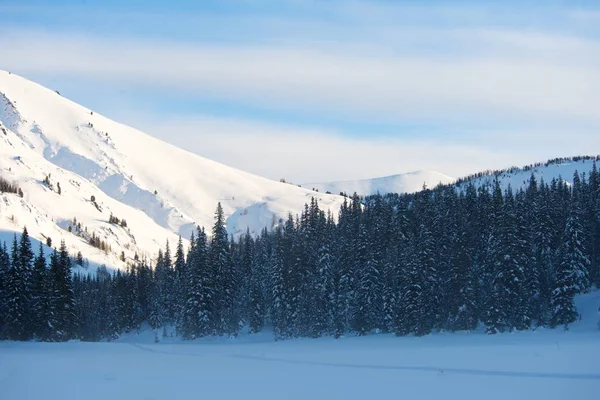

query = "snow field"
[1,291,599,400]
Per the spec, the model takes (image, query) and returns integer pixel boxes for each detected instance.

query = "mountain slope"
[303,170,456,196]
[455,156,599,192]
[304,157,600,197]
[0,70,346,269]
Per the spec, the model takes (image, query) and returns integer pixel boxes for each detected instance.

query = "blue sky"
[1,0,600,182]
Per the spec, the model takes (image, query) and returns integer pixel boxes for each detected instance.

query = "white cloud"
[119,112,600,183]
[1,28,599,126]
[1,2,599,183]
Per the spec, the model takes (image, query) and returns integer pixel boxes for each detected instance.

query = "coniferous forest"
[1,167,599,342]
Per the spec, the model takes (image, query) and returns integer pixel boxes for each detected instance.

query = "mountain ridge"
[0,70,346,270]
[303,170,456,196]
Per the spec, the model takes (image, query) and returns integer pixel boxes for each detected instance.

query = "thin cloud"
[1,29,599,126]
[569,9,600,21]
[1,1,599,182]
[119,112,600,183]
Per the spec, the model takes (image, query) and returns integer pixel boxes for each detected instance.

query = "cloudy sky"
[1,0,599,183]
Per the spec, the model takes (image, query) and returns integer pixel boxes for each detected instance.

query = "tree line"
[0,175,23,197]
[1,165,599,342]
[0,229,76,341]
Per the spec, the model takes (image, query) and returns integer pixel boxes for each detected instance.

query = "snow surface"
[1,291,599,400]
[0,70,346,269]
[304,170,456,196]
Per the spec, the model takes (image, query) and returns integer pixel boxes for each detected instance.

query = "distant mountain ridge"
[454,156,600,193]
[305,157,600,198]
[303,170,456,196]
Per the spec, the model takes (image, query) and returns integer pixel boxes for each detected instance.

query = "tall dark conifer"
[550,201,591,328]
[5,234,30,340]
[0,243,11,339]
[211,203,238,336]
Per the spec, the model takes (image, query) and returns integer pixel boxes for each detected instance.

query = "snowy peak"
[0,70,346,270]
[303,170,456,196]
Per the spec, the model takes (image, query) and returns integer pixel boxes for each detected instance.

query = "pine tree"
[310,206,333,337]
[122,266,142,331]
[19,227,35,337]
[550,202,591,328]
[163,240,176,323]
[236,230,253,328]
[331,198,354,338]
[181,228,212,339]
[531,180,556,326]
[352,216,382,335]
[31,243,52,340]
[248,232,266,334]
[149,250,167,329]
[381,253,398,333]
[51,241,77,340]
[280,214,303,338]
[5,234,30,340]
[515,189,537,329]
[589,161,600,287]
[387,201,409,335]
[446,227,478,331]
[173,235,186,331]
[0,242,11,339]
[211,203,238,336]
[269,228,286,339]
[414,222,437,335]
[485,187,529,333]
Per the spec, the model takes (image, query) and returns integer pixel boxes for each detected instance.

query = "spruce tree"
[331,198,353,338]
[531,181,556,325]
[149,250,167,329]
[31,243,52,340]
[0,242,11,339]
[51,241,77,340]
[5,234,30,340]
[550,202,591,327]
[248,233,266,334]
[181,228,211,339]
[210,203,238,336]
[485,187,529,333]
[173,235,186,331]
[310,206,333,337]
[269,228,286,339]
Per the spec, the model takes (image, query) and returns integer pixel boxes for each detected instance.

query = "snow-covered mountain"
[455,157,599,192]
[2,70,597,272]
[303,171,456,196]
[304,158,599,197]
[0,70,346,270]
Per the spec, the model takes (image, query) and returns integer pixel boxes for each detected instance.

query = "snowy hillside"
[303,170,456,196]
[304,157,600,197]
[456,157,600,192]
[0,70,346,269]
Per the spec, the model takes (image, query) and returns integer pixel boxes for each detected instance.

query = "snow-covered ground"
[2,291,599,400]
